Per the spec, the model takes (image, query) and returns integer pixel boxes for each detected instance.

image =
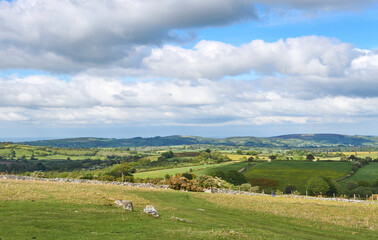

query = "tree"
[307,177,330,196]
[247,157,254,162]
[306,154,315,161]
[321,177,340,196]
[161,151,174,159]
[108,162,135,180]
[269,155,277,161]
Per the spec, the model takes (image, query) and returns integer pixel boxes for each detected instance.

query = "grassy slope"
[244,161,353,192]
[195,162,250,176]
[0,179,376,240]
[340,163,378,185]
[133,163,228,179]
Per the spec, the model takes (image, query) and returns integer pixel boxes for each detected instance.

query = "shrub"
[80,173,93,180]
[168,173,202,192]
[225,170,247,185]
[284,185,297,194]
[346,181,359,190]
[239,183,252,191]
[350,186,373,197]
[321,177,340,196]
[307,177,330,196]
[211,170,247,185]
[181,172,194,180]
[196,175,232,189]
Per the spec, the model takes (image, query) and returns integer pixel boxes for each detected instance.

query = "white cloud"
[1,0,376,73]
[0,0,257,72]
[0,75,377,126]
[144,36,355,78]
[260,0,378,11]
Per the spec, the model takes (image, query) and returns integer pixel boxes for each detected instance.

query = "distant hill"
[20,134,378,148]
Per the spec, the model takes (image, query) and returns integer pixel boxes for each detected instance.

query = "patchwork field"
[340,163,378,185]
[0,178,376,239]
[133,163,233,179]
[195,162,250,176]
[243,161,353,192]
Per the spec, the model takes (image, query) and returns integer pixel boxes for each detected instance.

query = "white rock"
[143,205,159,217]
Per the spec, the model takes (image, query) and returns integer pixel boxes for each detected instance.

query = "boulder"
[122,200,133,211]
[143,205,159,217]
[114,200,133,211]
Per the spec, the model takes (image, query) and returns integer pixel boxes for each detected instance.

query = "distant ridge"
[20,134,378,148]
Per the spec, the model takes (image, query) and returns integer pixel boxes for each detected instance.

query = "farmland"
[243,161,353,193]
[133,163,230,179]
[0,178,376,240]
[340,163,378,185]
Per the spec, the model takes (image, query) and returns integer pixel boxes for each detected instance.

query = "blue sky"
[0,0,378,140]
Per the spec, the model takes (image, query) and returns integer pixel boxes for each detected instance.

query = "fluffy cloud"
[144,36,355,79]
[0,0,257,71]
[260,0,378,11]
[1,0,377,72]
[0,75,377,126]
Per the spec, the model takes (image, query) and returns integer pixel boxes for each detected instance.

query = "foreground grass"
[0,179,376,239]
[244,161,352,192]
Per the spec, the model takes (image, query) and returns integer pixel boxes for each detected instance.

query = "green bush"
[321,177,340,196]
[307,177,330,196]
[350,186,373,197]
[211,170,247,185]
[80,173,93,180]
[284,185,297,194]
[239,183,252,191]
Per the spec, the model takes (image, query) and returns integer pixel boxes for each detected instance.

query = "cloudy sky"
[1,0,378,140]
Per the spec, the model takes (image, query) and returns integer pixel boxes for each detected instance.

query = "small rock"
[143,205,159,217]
[114,200,133,211]
[171,216,192,223]
[114,200,123,207]
[122,200,133,211]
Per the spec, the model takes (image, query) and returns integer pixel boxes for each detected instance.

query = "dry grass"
[195,193,377,231]
[1,178,376,233]
[0,179,170,209]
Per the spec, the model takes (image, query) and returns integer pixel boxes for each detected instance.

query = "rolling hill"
[20,134,378,148]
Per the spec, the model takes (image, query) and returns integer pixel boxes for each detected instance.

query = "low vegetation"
[0,178,376,239]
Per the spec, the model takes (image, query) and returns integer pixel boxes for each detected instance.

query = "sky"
[0,0,378,140]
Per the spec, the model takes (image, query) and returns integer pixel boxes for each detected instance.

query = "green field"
[244,161,353,192]
[340,163,378,185]
[133,163,230,179]
[195,162,250,176]
[0,178,376,240]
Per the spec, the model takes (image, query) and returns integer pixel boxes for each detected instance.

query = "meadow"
[340,163,378,185]
[243,161,353,192]
[133,162,234,179]
[0,178,376,240]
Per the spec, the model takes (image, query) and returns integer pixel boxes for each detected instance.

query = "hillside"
[0,178,376,239]
[21,134,378,148]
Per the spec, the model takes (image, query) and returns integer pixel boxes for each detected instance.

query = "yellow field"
[341,151,378,158]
